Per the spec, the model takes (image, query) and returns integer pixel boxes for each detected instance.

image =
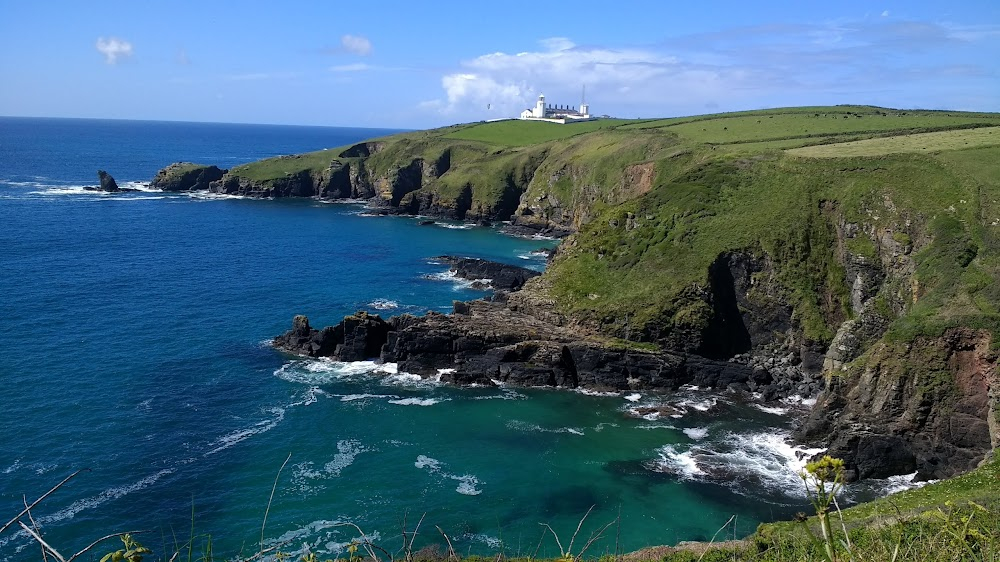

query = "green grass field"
[787,126,1000,157]
[442,118,634,146]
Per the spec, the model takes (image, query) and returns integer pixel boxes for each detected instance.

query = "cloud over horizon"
[425,19,1000,121]
[95,37,133,64]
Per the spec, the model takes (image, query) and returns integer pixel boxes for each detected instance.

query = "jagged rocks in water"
[274,300,761,393]
[97,170,119,192]
[273,312,389,361]
[151,163,227,192]
[436,256,541,291]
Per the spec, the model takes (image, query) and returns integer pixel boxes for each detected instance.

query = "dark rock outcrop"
[436,256,541,291]
[275,300,762,393]
[796,328,998,481]
[151,163,226,192]
[97,170,119,192]
[273,312,390,361]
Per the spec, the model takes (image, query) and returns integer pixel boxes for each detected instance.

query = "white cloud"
[882,10,890,17]
[430,36,685,116]
[95,37,133,64]
[224,72,300,81]
[341,34,372,56]
[424,20,1000,122]
[330,63,371,72]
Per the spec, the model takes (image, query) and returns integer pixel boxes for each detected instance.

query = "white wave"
[868,473,936,496]
[625,393,642,402]
[423,270,491,291]
[33,463,58,475]
[388,397,447,406]
[321,198,368,204]
[594,422,618,431]
[679,384,702,391]
[683,427,709,440]
[650,430,826,497]
[783,395,818,408]
[754,404,790,415]
[302,386,328,406]
[381,371,439,389]
[367,298,399,310]
[187,191,247,200]
[204,406,285,456]
[274,359,396,384]
[517,253,533,260]
[262,519,365,558]
[636,423,676,430]
[339,393,398,402]
[460,533,503,549]
[572,387,620,397]
[2,459,21,474]
[653,444,704,479]
[37,468,176,525]
[415,455,441,470]
[678,397,718,412]
[324,440,370,476]
[103,195,168,201]
[436,222,474,230]
[414,455,484,495]
[454,475,483,495]
[377,362,399,375]
[472,388,527,401]
[29,186,112,196]
[507,420,585,435]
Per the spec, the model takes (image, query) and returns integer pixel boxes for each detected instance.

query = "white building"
[519,93,594,123]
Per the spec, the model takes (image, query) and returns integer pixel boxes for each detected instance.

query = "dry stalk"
[434,525,458,561]
[19,521,68,562]
[1,469,89,536]
[260,452,292,558]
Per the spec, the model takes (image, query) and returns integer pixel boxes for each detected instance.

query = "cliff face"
[798,328,997,481]
[207,127,686,234]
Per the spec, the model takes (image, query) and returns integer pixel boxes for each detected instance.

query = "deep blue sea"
[0,117,907,561]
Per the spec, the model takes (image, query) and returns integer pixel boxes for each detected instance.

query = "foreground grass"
[6,456,997,562]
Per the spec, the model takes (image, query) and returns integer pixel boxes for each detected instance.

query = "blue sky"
[1,0,998,128]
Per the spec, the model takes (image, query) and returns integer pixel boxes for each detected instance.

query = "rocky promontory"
[151,162,227,192]
[274,300,775,392]
[436,256,540,292]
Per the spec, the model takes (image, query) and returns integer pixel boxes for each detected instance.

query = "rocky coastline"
[272,251,997,485]
[273,257,822,402]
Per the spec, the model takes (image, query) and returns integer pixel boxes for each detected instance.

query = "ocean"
[0,117,908,561]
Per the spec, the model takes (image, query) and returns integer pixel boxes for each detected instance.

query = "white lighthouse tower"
[533,94,546,118]
[579,86,590,118]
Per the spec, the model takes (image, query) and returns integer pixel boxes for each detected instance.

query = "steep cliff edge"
[797,328,997,481]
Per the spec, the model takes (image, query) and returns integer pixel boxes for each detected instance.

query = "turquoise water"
[0,118,846,561]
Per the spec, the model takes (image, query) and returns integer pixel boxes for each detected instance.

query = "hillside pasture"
[786,126,1000,157]
[442,118,633,146]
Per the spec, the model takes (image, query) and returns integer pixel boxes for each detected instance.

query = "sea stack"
[97,170,119,192]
